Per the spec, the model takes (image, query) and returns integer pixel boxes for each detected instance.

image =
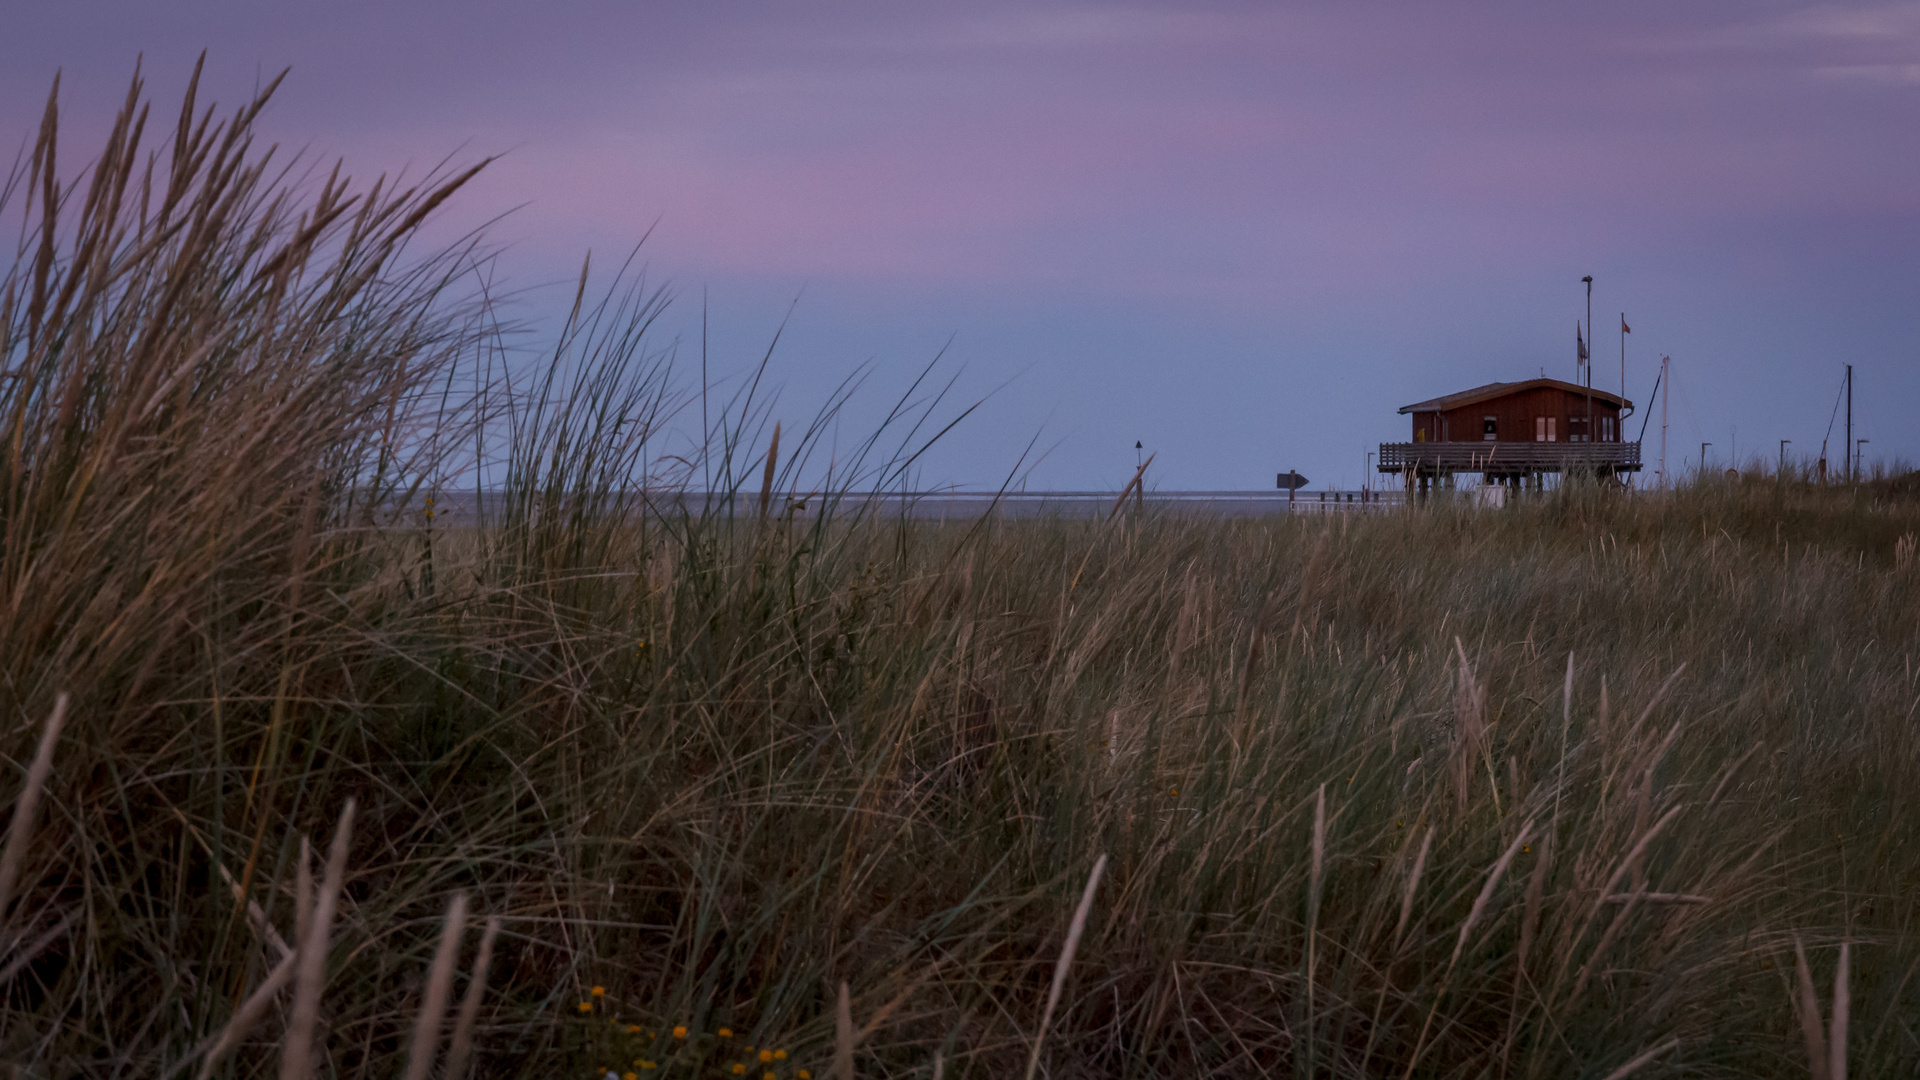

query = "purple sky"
[8,2,1918,489]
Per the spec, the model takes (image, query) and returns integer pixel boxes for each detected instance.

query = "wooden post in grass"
[1108,453,1155,522]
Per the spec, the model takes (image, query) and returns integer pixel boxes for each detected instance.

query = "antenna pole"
[1845,364,1853,482]
[1660,355,1669,487]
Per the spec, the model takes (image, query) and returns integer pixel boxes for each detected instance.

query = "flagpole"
[1582,276,1594,456]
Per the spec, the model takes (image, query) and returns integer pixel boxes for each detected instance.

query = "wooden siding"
[1410,385,1624,444]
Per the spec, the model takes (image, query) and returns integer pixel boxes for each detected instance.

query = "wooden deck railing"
[1377,441,1641,474]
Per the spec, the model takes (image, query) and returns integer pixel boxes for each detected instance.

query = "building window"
[1483,416,1497,440]
[1601,416,1615,441]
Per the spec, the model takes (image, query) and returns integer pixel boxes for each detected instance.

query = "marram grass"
[3,63,1920,1079]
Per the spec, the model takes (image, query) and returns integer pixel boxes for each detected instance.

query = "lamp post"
[1582,276,1594,448]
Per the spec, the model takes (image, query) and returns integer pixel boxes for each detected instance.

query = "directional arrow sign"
[1277,471,1309,491]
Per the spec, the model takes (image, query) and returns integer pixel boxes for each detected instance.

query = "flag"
[1577,323,1589,363]
[1622,316,1632,334]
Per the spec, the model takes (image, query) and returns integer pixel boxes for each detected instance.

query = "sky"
[5,1,1918,491]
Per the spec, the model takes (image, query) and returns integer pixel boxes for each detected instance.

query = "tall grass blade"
[445,915,501,1080]
[1794,936,1830,1080]
[0,694,68,924]
[1023,854,1107,1080]
[1396,827,1432,954]
[280,800,355,1080]
[1830,940,1849,1080]
[1598,1037,1681,1080]
[403,891,468,1080]
[835,981,855,1080]
[194,951,300,1080]
[1453,820,1534,968]
[758,421,781,519]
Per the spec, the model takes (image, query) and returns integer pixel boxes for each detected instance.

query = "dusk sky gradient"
[7,2,1918,490]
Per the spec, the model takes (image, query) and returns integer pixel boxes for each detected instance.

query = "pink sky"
[6,1,1917,488]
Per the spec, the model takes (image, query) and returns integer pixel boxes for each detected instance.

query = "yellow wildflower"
[625,1073,638,1080]
[673,1026,688,1039]
[577,1002,593,1013]
[773,1050,787,1060]
[759,1050,773,1064]
[732,1066,747,1076]
[718,1028,734,1038]
[799,1071,813,1079]
[592,986,607,997]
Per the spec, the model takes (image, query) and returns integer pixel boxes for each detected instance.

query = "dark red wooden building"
[1379,378,1640,489]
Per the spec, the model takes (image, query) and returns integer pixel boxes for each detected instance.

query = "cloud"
[1811,61,1920,83]
[785,7,1272,55]
[1642,2,1920,72]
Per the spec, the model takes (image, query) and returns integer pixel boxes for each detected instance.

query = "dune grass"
[4,64,1920,1079]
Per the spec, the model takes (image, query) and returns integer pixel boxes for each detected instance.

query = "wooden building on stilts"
[1377,378,1640,495]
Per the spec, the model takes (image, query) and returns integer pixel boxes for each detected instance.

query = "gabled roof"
[1399,378,1630,414]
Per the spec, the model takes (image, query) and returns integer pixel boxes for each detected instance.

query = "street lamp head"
[1581,276,1593,283]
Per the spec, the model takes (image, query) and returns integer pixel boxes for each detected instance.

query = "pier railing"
[1377,441,1641,475]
